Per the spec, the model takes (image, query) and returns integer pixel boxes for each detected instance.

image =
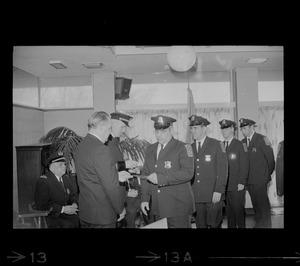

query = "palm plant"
[39,126,83,172]
[119,133,150,163]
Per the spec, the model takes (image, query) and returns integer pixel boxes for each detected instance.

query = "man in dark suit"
[219,119,249,228]
[140,115,195,228]
[239,118,275,228]
[275,140,284,197]
[189,115,228,228]
[74,111,131,228]
[34,151,80,228]
[105,112,140,228]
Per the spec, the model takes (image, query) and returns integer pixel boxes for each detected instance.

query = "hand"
[147,173,158,184]
[117,208,126,222]
[237,184,245,191]
[212,192,221,203]
[141,202,149,216]
[125,160,139,169]
[127,189,138,198]
[63,205,78,215]
[118,170,132,182]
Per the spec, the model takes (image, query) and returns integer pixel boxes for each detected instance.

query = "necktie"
[157,144,163,159]
[197,141,201,153]
[59,177,65,192]
[247,138,250,147]
[225,141,229,150]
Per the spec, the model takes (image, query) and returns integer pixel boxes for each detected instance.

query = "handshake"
[62,203,79,215]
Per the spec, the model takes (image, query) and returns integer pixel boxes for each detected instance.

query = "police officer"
[189,115,228,228]
[219,119,249,228]
[106,112,140,228]
[276,140,284,197]
[239,118,275,228]
[34,152,80,228]
[140,115,195,228]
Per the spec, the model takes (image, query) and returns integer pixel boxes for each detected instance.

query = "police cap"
[239,118,256,127]
[110,112,133,126]
[219,119,236,129]
[46,151,66,167]
[188,115,210,126]
[151,115,176,130]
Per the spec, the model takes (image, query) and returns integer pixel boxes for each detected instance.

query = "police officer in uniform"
[239,118,275,228]
[105,112,140,228]
[140,115,195,228]
[276,140,284,197]
[219,119,249,228]
[189,115,228,228]
[34,152,80,228]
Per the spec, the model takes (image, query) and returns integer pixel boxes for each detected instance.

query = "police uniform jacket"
[34,171,78,217]
[225,138,249,191]
[275,140,284,196]
[141,137,195,218]
[242,132,275,184]
[74,133,124,225]
[191,137,228,202]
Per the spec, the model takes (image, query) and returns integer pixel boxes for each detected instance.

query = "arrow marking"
[7,251,26,263]
[136,251,161,262]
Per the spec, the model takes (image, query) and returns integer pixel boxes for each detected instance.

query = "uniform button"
[197,173,199,175]
[197,159,199,161]
[155,165,157,168]
[197,166,199,168]
[157,189,160,193]
[197,180,200,183]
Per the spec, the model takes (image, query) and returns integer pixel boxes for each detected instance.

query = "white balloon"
[167,46,197,72]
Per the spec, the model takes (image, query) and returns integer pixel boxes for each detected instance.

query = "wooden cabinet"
[16,144,51,214]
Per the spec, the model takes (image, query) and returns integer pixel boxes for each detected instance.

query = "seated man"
[34,151,80,228]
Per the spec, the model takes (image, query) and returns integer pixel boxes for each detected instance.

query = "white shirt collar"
[197,136,206,147]
[225,136,234,145]
[248,132,255,141]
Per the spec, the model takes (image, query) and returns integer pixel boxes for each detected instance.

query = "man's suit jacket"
[74,133,124,225]
[242,132,275,184]
[225,138,249,191]
[191,136,228,202]
[141,137,195,218]
[275,140,284,196]
[34,171,78,217]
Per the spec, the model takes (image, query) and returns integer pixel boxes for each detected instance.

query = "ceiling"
[13,46,284,79]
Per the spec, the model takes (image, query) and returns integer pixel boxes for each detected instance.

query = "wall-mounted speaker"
[115,77,132,100]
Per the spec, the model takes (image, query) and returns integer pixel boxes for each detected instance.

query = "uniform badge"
[40,175,47,179]
[66,188,70,194]
[185,144,194,157]
[242,143,248,152]
[164,161,172,169]
[158,116,164,124]
[252,148,256,152]
[58,151,63,156]
[230,153,236,160]
[205,155,211,162]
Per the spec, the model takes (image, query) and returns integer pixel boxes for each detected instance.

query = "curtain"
[123,107,232,144]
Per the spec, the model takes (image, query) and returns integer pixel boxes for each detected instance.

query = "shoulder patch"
[263,136,272,147]
[185,144,194,157]
[40,175,47,179]
[220,141,226,153]
[242,142,248,152]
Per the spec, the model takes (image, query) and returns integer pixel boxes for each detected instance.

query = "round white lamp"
[167,46,197,72]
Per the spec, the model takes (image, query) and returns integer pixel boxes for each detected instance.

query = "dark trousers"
[46,214,80,228]
[153,214,191,228]
[80,219,116,228]
[124,197,141,228]
[225,190,246,228]
[247,183,272,228]
[195,201,223,228]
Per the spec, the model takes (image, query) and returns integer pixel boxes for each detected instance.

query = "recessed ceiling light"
[82,62,105,69]
[246,58,268,64]
[49,60,67,69]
